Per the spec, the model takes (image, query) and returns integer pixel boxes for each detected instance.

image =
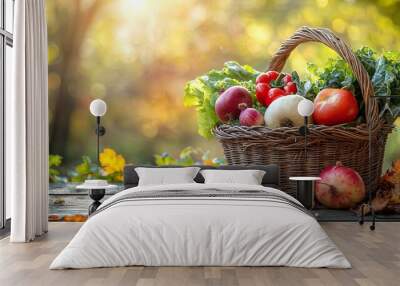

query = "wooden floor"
[0,222,399,286]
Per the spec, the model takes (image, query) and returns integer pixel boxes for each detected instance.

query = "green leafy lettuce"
[184,61,260,138]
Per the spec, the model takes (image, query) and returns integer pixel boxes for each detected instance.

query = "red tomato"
[284,82,297,95]
[312,88,359,126]
[256,73,270,84]
[265,88,285,106]
[283,74,292,85]
[265,71,279,82]
[255,83,270,106]
[256,71,279,84]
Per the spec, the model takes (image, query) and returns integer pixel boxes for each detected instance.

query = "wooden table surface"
[0,222,399,286]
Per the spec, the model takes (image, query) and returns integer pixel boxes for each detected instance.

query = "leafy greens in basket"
[184,61,260,138]
[184,48,400,138]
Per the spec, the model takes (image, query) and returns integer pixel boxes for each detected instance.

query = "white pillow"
[135,167,200,186]
[200,169,266,185]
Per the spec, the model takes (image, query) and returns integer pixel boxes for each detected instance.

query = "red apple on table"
[316,162,366,209]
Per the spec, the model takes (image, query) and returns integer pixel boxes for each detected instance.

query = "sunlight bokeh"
[47,0,400,171]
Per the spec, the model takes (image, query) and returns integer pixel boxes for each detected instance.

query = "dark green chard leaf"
[355,47,377,76]
[372,56,395,97]
[291,71,313,99]
[370,53,400,119]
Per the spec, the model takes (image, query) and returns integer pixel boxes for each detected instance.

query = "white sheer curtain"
[8,0,48,242]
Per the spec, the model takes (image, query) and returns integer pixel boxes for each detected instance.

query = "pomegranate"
[316,162,366,209]
[239,108,264,127]
[215,86,252,123]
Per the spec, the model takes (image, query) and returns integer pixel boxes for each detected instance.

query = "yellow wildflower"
[202,159,213,166]
[100,148,126,175]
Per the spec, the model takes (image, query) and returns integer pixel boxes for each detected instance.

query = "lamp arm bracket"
[96,126,106,136]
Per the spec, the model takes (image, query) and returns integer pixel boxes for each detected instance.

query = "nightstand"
[289,177,321,209]
[77,180,116,215]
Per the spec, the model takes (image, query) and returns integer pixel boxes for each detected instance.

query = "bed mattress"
[50,183,351,269]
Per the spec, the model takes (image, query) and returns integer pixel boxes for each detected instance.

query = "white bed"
[50,183,351,269]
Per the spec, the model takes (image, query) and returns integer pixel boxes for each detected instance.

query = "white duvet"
[50,183,351,269]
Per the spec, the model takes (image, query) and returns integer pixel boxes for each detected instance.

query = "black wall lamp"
[89,99,107,166]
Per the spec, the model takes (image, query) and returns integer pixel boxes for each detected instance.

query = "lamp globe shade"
[297,98,314,117]
[90,99,107,117]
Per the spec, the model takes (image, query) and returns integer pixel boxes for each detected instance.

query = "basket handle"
[268,26,378,126]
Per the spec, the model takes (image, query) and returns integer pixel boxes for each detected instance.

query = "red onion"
[239,108,264,127]
[215,86,252,123]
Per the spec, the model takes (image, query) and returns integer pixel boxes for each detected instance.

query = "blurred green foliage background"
[47,0,400,171]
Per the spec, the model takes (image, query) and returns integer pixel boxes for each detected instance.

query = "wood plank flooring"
[0,222,399,286]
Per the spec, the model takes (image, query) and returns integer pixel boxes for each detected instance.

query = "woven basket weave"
[214,26,393,197]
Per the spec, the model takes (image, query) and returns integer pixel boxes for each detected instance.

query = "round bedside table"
[77,180,116,215]
[289,177,321,209]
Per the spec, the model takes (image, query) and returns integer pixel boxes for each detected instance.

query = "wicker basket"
[214,26,393,197]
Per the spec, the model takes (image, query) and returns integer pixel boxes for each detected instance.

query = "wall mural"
[47,0,400,221]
